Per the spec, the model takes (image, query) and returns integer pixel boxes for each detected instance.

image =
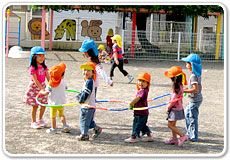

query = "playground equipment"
[5,9,21,57]
[8,46,30,58]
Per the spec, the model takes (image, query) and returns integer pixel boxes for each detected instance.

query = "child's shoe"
[92,126,102,138]
[62,124,71,133]
[124,137,139,143]
[77,134,89,141]
[127,75,134,83]
[31,122,41,129]
[178,135,188,146]
[37,119,48,128]
[164,137,178,145]
[142,133,154,142]
[46,128,58,134]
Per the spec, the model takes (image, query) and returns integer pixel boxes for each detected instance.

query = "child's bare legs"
[31,105,38,123]
[168,121,184,137]
[38,106,46,120]
[60,115,71,133]
[60,116,67,125]
[51,117,57,129]
[167,121,188,146]
[31,105,42,129]
[37,106,47,127]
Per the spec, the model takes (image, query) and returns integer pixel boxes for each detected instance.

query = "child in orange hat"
[164,66,188,146]
[76,62,102,141]
[38,62,71,134]
[124,72,154,143]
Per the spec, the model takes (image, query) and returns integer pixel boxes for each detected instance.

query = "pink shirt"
[29,65,48,83]
[168,85,183,111]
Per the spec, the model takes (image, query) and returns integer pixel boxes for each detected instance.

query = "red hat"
[49,63,66,87]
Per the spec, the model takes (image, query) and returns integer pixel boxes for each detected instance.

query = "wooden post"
[131,11,136,58]
[193,16,198,50]
[41,6,46,48]
[49,9,53,51]
[6,9,11,57]
[215,13,222,60]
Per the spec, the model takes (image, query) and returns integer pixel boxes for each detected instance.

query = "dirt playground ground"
[3,51,225,158]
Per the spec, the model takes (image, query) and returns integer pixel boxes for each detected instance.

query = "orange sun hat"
[49,63,66,88]
[137,72,151,83]
[164,66,187,85]
[136,72,151,90]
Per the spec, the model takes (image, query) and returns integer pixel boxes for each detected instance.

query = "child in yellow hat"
[164,66,188,146]
[98,44,111,63]
[76,62,102,141]
[124,72,154,143]
[38,62,71,134]
[110,34,134,83]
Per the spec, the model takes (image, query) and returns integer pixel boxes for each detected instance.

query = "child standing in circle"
[76,62,101,141]
[164,66,188,146]
[110,34,134,83]
[124,72,154,143]
[24,46,49,129]
[38,63,71,134]
[182,54,203,142]
[79,39,112,139]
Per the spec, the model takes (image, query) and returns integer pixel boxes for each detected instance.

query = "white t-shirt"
[46,80,67,105]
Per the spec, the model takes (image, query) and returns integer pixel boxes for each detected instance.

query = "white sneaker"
[124,137,140,143]
[31,122,42,129]
[37,119,48,128]
[62,124,71,133]
[46,128,58,134]
[141,133,154,142]
[127,75,134,83]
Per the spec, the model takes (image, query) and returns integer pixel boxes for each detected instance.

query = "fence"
[122,30,224,61]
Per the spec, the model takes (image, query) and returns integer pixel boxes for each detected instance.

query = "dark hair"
[30,55,47,70]
[87,48,100,64]
[171,74,182,94]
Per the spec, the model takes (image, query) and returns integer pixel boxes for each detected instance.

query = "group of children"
[23,35,203,146]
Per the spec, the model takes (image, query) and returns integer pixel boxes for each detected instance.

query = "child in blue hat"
[24,46,49,129]
[181,53,203,142]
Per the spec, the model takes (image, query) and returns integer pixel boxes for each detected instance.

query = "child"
[98,44,111,63]
[24,46,49,129]
[38,63,71,134]
[164,66,188,146]
[110,34,134,83]
[124,72,154,143]
[182,54,203,142]
[76,62,101,141]
[79,39,113,88]
[106,28,114,55]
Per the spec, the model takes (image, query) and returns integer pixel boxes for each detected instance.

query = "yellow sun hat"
[111,34,122,48]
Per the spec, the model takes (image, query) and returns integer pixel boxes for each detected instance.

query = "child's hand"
[115,60,119,65]
[129,105,134,110]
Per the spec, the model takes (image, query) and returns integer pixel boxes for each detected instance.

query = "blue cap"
[30,46,46,64]
[31,46,46,55]
[79,39,98,56]
[181,53,202,76]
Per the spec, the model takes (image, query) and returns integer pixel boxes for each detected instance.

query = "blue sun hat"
[181,53,202,76]
[29,46,46,64]
[79,39,98,56]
